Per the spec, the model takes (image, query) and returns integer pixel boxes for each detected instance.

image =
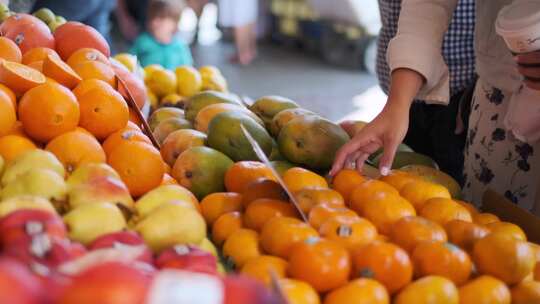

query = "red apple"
[155,245,217,275]
[88,231,153,264]
[57,261,152,304]
[0,257,43,304]
[5,235,86,268]
[223,275,284,304]
[0,209,67,247]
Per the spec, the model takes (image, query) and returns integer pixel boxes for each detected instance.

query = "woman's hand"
[516,51,540,90]
[330,103,410,176]
[330,68,425,176]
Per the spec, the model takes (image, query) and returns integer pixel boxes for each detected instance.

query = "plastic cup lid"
[496,1,540,35]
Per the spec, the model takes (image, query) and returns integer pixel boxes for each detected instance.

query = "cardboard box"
[482,189,540,243]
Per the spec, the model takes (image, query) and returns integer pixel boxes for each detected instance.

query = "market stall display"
[0,5,539,304]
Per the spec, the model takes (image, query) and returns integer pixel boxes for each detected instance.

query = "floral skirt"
[463,79,540,211]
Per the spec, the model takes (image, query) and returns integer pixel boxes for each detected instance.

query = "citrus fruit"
[240,255,288,287]
[389,216,447,253]
[324,278,389,304]
[419,198,472,226]
[283,167,328,193]
[0,60,46,94]
[458,275,510,304]
[224,161,277,193]
[45,129,106,173]
[412,241,472,285]
[260,216,318,259]
[394,276,458,304]
[319,216,378,251]
[0,37,22,62]
[200,192,243,226]
[243,198,297,231]
[0,135,36,163]
[175,66,202,97]
[212,211,243,246]
[222,228,261,269]
[72,60,116,88]
[42,54,81,89]
[400,180,451,210]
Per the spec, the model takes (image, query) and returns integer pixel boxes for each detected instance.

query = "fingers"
[330,135,371,176]
[355,153,370,173]
[378,136,400,176]
[517,66,540,80]
[516,51,540,65]
[524,78,540,91]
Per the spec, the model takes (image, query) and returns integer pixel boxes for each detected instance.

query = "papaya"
[207,112,273,162]
[171,146,233,199]
[270,160,295,177]
[195,103,263,133]
[152,117,192,145]
[270,108,317,137]
[372,151,438,170]
[184,90,241,122]
[148,107,185,131]
[278,116,349,170]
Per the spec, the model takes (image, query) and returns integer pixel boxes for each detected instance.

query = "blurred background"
[9,0,387,123]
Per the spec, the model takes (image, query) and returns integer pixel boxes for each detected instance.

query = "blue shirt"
[377,0,476,96]
[130,32,193,70]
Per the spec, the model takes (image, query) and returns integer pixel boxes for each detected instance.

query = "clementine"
[200,192,243,226]
[45,129,106,173]
[390,216,447,253]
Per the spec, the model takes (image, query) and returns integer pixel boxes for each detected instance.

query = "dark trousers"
[403,85,474,186]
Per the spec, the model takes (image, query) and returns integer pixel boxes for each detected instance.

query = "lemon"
[114,53,139,73]
[145,69,177,97]
[175,66,202,97]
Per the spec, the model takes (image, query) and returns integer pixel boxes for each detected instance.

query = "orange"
[243,198,297,231]
[455,200,478,215]
[102,128,151,156]
[200,192,243,226]
[241,178,288,208]
[331,169,366,203]
[279,278,320,304]
[73,79,129,140]
[54,22,110,60]
[390,216,447,253]
[352,241,413,294]
[125,121,142,132]
[283,167,328,193]
[6,121,25,136]
[224,161,277,193]
[222,228,261,269]
[294,187,345,214]
[308,204,359,230]
[419,198,472,226]
[361,192,416,235]
[510,281,540,304]
[486,221,527,241]
[212,211,243,246]
[288,237,351,293]
[160,173,178,186]
[0,37,22,63]
[0,93,16,137]
[107,141,165,197]
[42,54,81,89]
[473,233,535,285]
[349,179,399,215]
[444,220,490,253]
[458,275,511,304]
[21,47,59,65]
[324,278,389,304]
[27,60,44,73]
[0,84,16,109]
[0,60,46,94]
[473,212,500,225]
[45,130,106,173]
[394,276,458,304]
[411,241,472,285]
[319,216,378,251]
[379,170,419,192]
[240,255,288,287]
[18,82,79,142]
[0,135,36,163]
[535,261,540,281]
[66,48,110,68]
[72,60,116,88]
[260,216,318,259]
[400,180,451,210]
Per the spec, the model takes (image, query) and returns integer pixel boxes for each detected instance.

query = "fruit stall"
[0,5,540,304]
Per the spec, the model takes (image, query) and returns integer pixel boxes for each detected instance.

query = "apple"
[223,275,284,304]
[1,150,65,186]
[57,262,152,304]
[0,257,43,304]
[0,195,57,218]
[0,209,67,247]
[67,163,134,211]
[89,231,153,264]
[5,235,86,268]
[63,202,127,245]
[0,168,68,203]
[155,245,217,275]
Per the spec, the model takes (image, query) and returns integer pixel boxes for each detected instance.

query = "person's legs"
[233,23,255,65]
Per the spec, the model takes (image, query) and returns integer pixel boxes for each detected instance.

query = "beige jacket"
[387,0,522,105]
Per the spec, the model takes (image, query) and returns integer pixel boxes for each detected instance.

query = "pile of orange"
[201,164,540,303]
[0,13,168,198]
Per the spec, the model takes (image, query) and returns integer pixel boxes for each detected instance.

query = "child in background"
[130,0,193,70]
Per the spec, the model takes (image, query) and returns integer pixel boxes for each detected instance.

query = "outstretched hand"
[330,104,410,176]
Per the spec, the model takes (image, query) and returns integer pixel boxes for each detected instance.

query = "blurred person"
[115,0,149,42]
[130,0,193,69]
[32,0,116,42]
[218,0,258,65]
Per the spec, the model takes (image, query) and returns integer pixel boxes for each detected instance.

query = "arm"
[331,0,459,176]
